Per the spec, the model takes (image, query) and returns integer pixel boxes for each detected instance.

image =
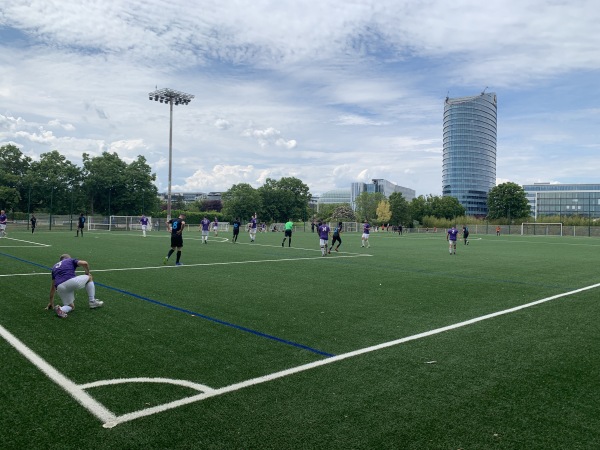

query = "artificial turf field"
[1,228,599,449]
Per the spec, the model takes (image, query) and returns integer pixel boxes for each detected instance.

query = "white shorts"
[320,239,328,246]
[56,275,90,306]
[250,229,256,235]
[202,230,209,236]
[213,226,218,231]
[0,224,6,231]
[449,240,457,245]
[362,233,369,239]
[141,225,147,231]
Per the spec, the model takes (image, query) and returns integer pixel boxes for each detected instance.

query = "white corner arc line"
[0,324,116,424]
[102,281,600,428]
[80,377,215,393]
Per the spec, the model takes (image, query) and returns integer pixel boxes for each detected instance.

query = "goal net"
[520,222,563,236]
[87,216,152,232]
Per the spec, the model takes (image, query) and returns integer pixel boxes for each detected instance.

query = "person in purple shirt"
[447,225,459,255]
[249,214,257,242]
[139,215,149,237]
[199,216,211,244]
[47,254,103,318]
[0,209,7,238]
[318,221,331,256]
[212,217,219,237]
[361,220,371,248]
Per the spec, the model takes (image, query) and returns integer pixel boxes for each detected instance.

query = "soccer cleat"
[89,299,104,309]
[176,262,183,266]
[163,256,168,265]
[54,305,67,318]
[328,250,331,254]
[335,248,339,252]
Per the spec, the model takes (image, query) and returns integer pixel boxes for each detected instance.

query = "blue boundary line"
[1,252,335,358]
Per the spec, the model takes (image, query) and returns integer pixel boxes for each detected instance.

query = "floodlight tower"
[148,87,194,221]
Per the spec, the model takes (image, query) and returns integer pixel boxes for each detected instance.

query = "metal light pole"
[148,87,194,221]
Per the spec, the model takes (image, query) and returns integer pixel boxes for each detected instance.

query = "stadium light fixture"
[148,87,194,221]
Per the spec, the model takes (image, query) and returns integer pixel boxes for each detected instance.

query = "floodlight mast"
[148,88,194,221]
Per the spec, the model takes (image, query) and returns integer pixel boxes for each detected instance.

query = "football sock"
[176,251,181,263]
[61,305,73,313]
[86,281,96,300]
[167,249,174,259]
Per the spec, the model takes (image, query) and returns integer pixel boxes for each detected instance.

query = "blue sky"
[1,0,599,197]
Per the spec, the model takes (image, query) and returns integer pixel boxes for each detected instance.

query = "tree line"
[1,143,532,225]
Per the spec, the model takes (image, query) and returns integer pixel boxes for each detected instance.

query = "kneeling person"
[48,254,103,318]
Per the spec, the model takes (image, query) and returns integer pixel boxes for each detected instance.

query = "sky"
[1,0,599,198]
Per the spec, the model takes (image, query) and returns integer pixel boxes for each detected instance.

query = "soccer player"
[462,225,470,245]
[496,225,501,236]
[30,214,37,234]
[47,254,103,318]
[232,217,241,243]
[164,213,186,265]
[249,214,257,242]
[361,220,371,248]
[76,213,86,237]
[318,221,330,256]
[199,216,210,244]
[329,222,343,253]
[0,209,7,237]
[282,218,293,247]
[447,225,459,255]
[139,214,149,237]
[213,217,219,236]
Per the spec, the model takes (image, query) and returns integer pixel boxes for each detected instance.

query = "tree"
[258,177,311,222]
[432,196,466,220]
[376,200,392,225]
[355,192,384,221]
[389,192,410,226]
[331,204,356,221]
[487,182,530,220]
[409,195,433,225]
[28,151,83,215]
[82,152,158,215]
[221,183,263,221]
[0,144,32,211]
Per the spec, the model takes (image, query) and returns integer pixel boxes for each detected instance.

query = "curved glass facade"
[443,93,497,216]
[317,188,351,211]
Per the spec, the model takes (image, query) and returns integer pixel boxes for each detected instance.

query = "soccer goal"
[87,216,152,232]
[520,222,563,236]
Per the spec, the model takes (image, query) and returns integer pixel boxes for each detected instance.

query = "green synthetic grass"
[1,229,600,449]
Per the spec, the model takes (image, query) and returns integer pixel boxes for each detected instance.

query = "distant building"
[443,92,497,216]
[158,192,207,203]
[351,179,415,210]
[523,183,600,220]
[317,189,352,212]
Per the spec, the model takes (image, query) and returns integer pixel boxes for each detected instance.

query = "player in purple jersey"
[139,215,149,237]
[361,220,371,248]
[447,225,459,255]
[47,254,103,318]
[213,217,219,236]
[318,221,331,256]
[249,214,257,242]
[0,209,7,237]
[199,216,211,244]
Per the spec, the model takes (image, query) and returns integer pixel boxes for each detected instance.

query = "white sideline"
[2,282,598,429]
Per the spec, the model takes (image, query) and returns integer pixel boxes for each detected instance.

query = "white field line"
[2,282,598,429]
[101,280,600,428]
[0,253,372,278]
[0,236,51,247]
[0,324,116,424]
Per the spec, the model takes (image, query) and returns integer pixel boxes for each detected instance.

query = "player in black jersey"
[163,214,186,266]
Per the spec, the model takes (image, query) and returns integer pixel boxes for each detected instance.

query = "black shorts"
[171,234,183,248]
[284,229,292,237]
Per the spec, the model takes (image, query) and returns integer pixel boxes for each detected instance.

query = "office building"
[523,183,600,220]
[443,92,497,216]
[351,179,415,210]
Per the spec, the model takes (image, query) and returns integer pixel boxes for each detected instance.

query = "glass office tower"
[443,92,497,216]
